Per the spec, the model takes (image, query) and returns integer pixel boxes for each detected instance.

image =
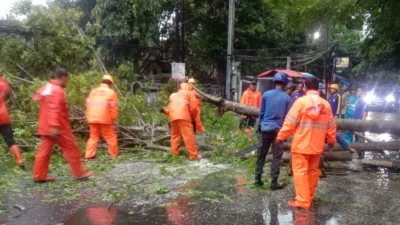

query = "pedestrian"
[160,83,201,160]
[328,84,341,117]
[340,85,352,118]
[85,74,119,159]
[32,68,93,182]
[0,72,24,169]
[290,82,305,105]
[255,72,291,190]
[238,79,262,138]
[285,83,296,97]
[344,86,369,158]
[276,77,336,210]
[187,78,204,133]
[318,82,326,99]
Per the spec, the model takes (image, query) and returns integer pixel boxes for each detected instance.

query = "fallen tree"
[266,151,353,162]
[190,84,400,134]
[283,141,400,152]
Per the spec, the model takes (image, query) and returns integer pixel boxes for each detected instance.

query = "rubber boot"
[10,145,25,169]
[254,174,263,186]
[270,178,284,190]
[245,128,253,139]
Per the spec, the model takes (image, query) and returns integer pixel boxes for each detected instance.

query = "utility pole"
[225,0,235,99]
[174,1,180,63]
[180,0,185,63]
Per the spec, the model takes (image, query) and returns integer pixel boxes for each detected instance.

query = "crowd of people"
[238,72,369,210]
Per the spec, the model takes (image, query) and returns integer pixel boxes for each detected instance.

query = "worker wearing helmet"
[187,78,204,133]
[85,74,119,159]
[255,72,291,190]
[238,79,262,138]
[161,83,201,160]
[328,84,341,117]
[0,72,24,169]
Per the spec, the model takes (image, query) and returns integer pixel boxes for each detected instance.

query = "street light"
[313,31,321,40]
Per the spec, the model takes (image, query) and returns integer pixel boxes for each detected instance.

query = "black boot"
[254,174,264,186]
[270,178,284,190]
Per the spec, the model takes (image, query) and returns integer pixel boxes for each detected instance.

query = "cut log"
[361,159,400,169]
[283,141,400,152]
[266,151,353,162]
[190,84,400,134]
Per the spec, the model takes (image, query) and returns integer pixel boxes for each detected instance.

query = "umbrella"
[258,69,303,78]
[300,72,319,80]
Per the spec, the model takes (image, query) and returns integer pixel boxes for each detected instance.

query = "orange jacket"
[240,88,262,108]
[277,90,336,155]
[86,84,118,124]
[33,80,72,136]
[165,83,198,122]
[0,77,11,125]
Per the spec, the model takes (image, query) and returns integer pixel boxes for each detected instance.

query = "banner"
[335,57,350,69]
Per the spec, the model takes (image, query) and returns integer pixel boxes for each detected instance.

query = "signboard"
[171,63,185,80]
[335,57,349,69]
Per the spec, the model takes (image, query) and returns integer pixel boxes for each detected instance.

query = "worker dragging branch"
[161,83,201,160]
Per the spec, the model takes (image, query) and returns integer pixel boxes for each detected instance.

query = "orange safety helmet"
[102,74,114,84]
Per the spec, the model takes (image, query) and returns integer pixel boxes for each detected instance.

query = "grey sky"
[0,0,47,18]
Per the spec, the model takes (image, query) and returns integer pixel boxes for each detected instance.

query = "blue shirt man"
[328,84,341,117]
[255,72,291,190]
[259,88,291,131]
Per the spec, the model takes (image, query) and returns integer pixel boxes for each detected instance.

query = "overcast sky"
[0,0,47,18]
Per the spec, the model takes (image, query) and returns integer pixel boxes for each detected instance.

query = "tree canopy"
[0,0,399,84]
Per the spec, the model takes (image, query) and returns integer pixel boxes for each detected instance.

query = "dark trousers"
[255,130,283,179]
[0,124,16,147]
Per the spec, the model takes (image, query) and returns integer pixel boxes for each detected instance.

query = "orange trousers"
[85,123,118,159]
[292,153,321,209]
[33,134,86,180]
[170,120,198,160]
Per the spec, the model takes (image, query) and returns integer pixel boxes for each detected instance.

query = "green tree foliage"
[0,2,93,78]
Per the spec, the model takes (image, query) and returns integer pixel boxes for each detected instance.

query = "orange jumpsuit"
[188,87,204,133]
[239,87,262,137]
[85,84,118,159]
[0,77,24,166]
[33,80,89,181]
[165,83,199,159]
[277,90,336,210]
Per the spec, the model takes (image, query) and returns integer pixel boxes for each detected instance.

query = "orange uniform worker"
[187,78,204,133]
[0,73,24,168]
[161,83,201,160]
[85,75,119,159]
[33,68,93,182]
[276,78,336,210]
[238,80,262,138]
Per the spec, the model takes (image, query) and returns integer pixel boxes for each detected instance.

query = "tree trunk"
[266,151,353,162]
[361,159,400,169]
[283,141,400,152]
[190,84,400,134]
